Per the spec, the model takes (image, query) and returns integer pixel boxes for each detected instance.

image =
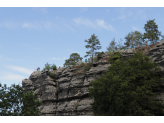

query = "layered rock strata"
[21,40,164,116]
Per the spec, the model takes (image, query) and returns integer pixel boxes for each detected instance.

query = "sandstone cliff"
[21,40,164,116]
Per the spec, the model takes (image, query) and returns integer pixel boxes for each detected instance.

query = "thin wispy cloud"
[0,71,27,81]
[5,65,33,75]
[64,23,76,32]
[22,22,42,30]
[131,26,142,32]
[73,18,97,28]
[96,19,115,31]
[0,53,22,62]
[111,8,149,22]
[73,18,115,31]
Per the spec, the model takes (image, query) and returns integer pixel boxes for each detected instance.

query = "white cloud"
[5,65,33,75]
[22,23,33,29]
[64,23,76,32]
[111,8,149,22]
[22,22,42,30]
[131,26,141,32]
[73,18,97,28]
[73,18,115,31]
[0,71,27,81]
[96,19,115,31]
[117,15,126,20]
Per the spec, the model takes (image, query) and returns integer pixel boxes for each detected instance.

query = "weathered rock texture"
[21,40,164,116]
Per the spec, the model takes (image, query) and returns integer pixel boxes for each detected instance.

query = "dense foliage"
[63,53,83,68]
[88,50,164,116]
[0,83,43,116]
[142,19,162,45]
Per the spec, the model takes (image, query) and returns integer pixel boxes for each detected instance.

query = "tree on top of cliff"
[0,83,43,116]
[124,30,145,49]
[106,38,126,54]
[42,62,52,71]
[142,19,161,45]
[84,33,102,65]
[63,53,83,68]
[88,50,164,116]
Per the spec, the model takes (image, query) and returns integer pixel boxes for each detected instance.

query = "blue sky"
[0,1,164,116]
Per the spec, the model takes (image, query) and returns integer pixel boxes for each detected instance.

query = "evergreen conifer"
[88,50,164,116]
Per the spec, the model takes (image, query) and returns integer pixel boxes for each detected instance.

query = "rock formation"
[21,40,164,116]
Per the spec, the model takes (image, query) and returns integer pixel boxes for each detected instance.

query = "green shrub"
[83,63,93,72]
[88,50,164,116]
[51,64,57,70]
[75,103,78,110]
[49,72,54,77]
[79,62,85,67]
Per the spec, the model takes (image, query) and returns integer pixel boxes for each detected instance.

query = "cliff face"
[22,40,164,116]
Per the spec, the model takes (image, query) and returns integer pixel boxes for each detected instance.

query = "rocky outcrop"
[21,40,164,116]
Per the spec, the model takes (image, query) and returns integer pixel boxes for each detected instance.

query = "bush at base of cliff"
[88,50,164,116]
[0,83,43,116]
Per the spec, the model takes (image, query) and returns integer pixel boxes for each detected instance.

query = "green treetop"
[142,19,161,45]
[63,53,83,68]
[84,33,102,65]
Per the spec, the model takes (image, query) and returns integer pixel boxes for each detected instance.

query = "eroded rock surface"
[22,40,164,116]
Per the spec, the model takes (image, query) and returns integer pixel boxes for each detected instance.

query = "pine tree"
[142,19,161,45]
[63,53,83,68]
[124,30,145,49]
[0,83,43,116]
[105,37,128,57]
[84,33,102,65]
[43,62,52,71]
[106,38,126,54]
[88,50,164,116]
